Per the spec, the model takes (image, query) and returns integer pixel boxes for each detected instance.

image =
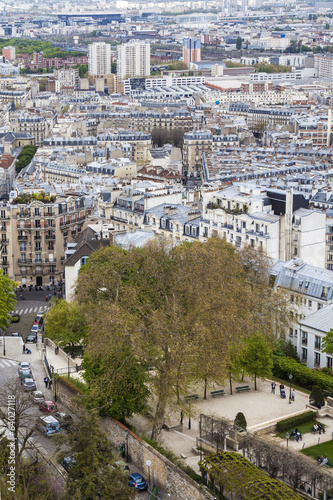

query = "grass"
[277,420,325,439]
[302,441,333,465]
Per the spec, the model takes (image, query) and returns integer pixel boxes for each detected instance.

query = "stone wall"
[100,417,214,500]
[52,375,82,410]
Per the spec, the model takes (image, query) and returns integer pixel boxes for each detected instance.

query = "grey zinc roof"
[113,231,155,249]
[302,305,333,333]
[271,258,333,301]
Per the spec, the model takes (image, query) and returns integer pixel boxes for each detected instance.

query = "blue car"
[128,473,148,491]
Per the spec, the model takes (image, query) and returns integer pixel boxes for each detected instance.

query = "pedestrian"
[56,345,59,355]
[44,376,49,388]
[280,383,284,395]
[291,389,295,402]
[271,381,276,394]
[22,344,26,354]
[180,410,183,425]
[54,345,57,355]
[48,379,53,390]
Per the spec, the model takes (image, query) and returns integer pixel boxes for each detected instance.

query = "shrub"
[310,385,325,407]
[276,411,316,432]
[234,412,247,431]
[272,356,333,394]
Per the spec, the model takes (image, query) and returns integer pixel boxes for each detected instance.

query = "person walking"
[44,376,49,388]
[291,389,295,402]
[48,378,53,391]
[22,344,26,354]
[271,382,276,394]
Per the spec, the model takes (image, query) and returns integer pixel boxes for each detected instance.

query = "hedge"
[277,411,316,432]
[273,356,333,395]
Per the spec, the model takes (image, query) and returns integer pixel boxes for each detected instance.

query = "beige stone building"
[0,195,92,287]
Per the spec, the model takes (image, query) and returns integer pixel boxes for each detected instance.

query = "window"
[161,218,166,229]
[35,242,41,251]
[289,328,293,337]
[35,208,40,216]
[322,286,330,298]
[294,329,298,337]
[327,357,332,370]
[35,254,42,263]
[302,348,307,361]
[290,295,294,303]
[21,254,26,262]
[315,336,321,351]
[318,303,323,310]
[315,352,321,366]
[34,220,40,228]
[308,300,312,308]
[20,243,26,252]
[302,332,308,345]
[48,219,53,227]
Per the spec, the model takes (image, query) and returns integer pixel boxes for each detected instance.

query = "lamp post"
[3,334,5,357]
[188,402,191,430]
[289,374,293,404]
[285,432,290,449]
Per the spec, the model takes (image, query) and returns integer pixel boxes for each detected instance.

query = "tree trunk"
[254,373,257,391]
[229,375,233,395]
[204,376,207,400]
[151,370,168,441]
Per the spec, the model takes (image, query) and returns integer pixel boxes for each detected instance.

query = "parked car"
[34,314,43,326]
[128,473,148,491]
[38,416,60,436]
[18,362,31,374]
[19,369,32,380]
[30,324,39,332]
[31,391,45,404]
[11,332,21,337]
[26,332,37,343]
[39,401,58,414]
[53,412,73,431]
[61,456,76,473]
[21,378,37,392]
[10,313,20,323]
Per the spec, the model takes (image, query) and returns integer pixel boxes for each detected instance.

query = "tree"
[111,62,117,74]
[274,338,300,361]
[59,410,135,500]
[44,300,87,347]
[310,385,325,407]
[244,333,273,390]
[76,239,292,441]
[0,272,16,330]
[321,328,333,354]
[234,412,247,431]
[236,36,242,50]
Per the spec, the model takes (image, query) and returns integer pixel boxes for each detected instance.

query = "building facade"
[88,42,111,76]
[182,38,201,69]
[117,41,150,80]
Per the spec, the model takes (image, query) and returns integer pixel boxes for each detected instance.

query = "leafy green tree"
[83,342,150,421]
[244,333,273,390]
[44,300,87,347]
[236,36,242,50]
[274,338,300,361]
[111,62,117,74]
[61,410,135,500]
[309,385,324,407]
[0,272,16,330]
[321,328,333,354]
[234,412,247,430]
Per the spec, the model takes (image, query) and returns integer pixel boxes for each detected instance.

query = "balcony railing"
[18,235,28,241]
[301,338,308,346]
[34,235,41,240]
[46,235,55,240]
[18,259,32,264]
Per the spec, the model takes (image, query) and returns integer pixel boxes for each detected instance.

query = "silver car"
[21,378,37,392]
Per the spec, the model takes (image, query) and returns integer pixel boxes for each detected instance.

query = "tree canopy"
[75,238,292,440]
[0,272,16,330]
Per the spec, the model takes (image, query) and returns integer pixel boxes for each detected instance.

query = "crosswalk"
[0,359,17,369]
[14,305,49,316]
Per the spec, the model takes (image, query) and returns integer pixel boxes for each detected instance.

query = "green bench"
[236,385,250,393]
[185,394,199,400]
[211,389,225,397]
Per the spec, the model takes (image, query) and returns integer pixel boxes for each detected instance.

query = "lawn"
[302,441,333,465]
[277,420,325,439]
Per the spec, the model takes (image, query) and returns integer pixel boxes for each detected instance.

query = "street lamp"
[289,374,293,404]
[3,334,5,357]
[188,402,191,430]
[285,432,290,449]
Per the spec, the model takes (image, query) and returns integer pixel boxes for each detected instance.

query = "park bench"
[211,389,225,397]
[236,385,250,393]
[185,394,199,400]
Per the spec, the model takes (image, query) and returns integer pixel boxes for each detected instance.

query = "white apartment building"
[314,55,333,78]
[88,42,111,76]
[117,40,150,80]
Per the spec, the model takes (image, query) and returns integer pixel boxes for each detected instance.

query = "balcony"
[18,259,32,265]
[34,259,44,264]
[2,261,9,267]
[18,235,28,241]
[1,239,9,244]
[34,235,41,241]
[46,258,56,264]
[46,234,55,240]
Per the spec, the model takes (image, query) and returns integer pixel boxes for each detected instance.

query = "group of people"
[271,382,295,401]
[22,344,31,355]
[313,423,326,434]
[44,376,53,390]
[291,428,302,442]
[318,455,328,466]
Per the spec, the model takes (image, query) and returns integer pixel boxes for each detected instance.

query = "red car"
[39,401,58,414]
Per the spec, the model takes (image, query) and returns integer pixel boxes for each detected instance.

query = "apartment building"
[128,109,205,133]
[182,38,201,69]
[271,258,333,369]
[314,54,333,78]
[0,195,91,286]
[117,41,150,80]
[97,131,151,163]
[200,186,326,268]
[10,109,57,146]
[53,68,79,90]
[294,113,332,147]
[88,42,111,76]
